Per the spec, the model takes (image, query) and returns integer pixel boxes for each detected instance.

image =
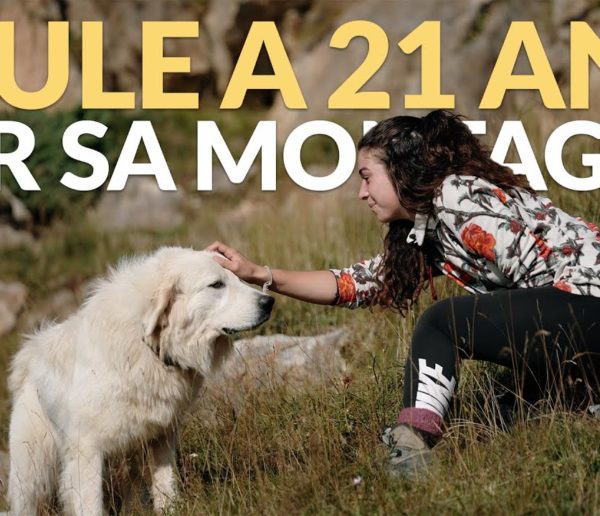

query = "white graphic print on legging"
[415,359,457,418]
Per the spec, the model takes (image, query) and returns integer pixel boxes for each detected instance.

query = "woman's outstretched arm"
[206,241,339,305]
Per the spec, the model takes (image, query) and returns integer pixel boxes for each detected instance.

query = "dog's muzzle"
[222,294,274,334]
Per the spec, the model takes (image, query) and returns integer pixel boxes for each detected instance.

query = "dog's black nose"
[259,295,275,313]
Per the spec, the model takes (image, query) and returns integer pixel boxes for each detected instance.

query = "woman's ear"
[142,280,176,353]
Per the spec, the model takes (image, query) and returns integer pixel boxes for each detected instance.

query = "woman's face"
[357,149,415,223]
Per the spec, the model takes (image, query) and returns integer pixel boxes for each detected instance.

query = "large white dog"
[7,247,274,515]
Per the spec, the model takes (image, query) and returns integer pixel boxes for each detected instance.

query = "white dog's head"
[139,247,274,373]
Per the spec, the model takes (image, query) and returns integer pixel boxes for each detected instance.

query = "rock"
[203,0,309,95]
[269,0,600,140]
[0,282,27,337]
[270,0,492,137]
[0,189,33,227]
[199,329,348,419]
[0,189,35,250]
[0,0,81,111]
[552,0,597,25]
[231,329,348,384]
[0,225,35,251]
[0,0,213,111]
[68,0,212,107]
[203,0,241,95]
[89,177,184,232]
[2,0,599,123]
[0,0,310,111]
[20,287,82,331]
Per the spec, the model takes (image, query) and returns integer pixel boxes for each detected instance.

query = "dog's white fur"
[7,247,273,515]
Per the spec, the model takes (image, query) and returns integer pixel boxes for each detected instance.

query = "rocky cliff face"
[0,0,310,110]
[1,0,599,130]
[269,0,600,139]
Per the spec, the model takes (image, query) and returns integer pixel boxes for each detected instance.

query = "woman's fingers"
[212,253,233,270]
[206,241,236,260]
[207,241,256,281]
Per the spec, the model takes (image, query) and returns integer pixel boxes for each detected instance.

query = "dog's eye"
[208,280,225,289]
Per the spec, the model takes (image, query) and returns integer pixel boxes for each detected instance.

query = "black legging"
[404,286,600,420]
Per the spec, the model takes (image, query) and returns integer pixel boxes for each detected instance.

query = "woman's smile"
[357,149,415,223]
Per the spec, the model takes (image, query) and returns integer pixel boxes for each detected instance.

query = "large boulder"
[199,329,348,421]
[229,329,348,386]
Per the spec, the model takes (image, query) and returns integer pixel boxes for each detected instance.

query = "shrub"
[0,109,133,225]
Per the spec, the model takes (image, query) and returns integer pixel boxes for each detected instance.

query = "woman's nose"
[358,181,368,200]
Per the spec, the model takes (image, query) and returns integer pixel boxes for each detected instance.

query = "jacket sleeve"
[434,175,553,286]
[329,254,384,309]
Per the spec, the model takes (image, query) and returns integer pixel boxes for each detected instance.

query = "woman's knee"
[413,298,454,341]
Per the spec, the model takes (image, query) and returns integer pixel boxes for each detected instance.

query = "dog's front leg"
[60,442,105,516]
[148,434,178,513]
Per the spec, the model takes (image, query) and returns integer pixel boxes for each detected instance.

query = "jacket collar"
[406,213,437,246]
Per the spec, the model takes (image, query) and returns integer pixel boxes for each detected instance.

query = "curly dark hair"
[358,110,533,314]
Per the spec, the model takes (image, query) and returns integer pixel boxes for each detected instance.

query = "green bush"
[0,109,134,225]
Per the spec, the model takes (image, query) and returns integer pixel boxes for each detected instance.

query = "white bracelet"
[262,265,273,294]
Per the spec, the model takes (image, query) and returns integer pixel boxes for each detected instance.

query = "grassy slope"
[0,110,598,514]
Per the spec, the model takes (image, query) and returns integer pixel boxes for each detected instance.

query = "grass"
[172,385,600,514]
[0,109,599,514]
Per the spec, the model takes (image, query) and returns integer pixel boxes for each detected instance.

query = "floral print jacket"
[330,174,600,308]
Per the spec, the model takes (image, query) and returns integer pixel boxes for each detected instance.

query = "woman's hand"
[207,241,339,304]
[205,241,268,285]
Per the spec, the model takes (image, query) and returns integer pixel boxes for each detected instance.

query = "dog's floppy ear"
[142,280,176,352]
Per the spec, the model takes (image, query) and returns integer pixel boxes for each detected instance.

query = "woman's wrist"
[251,264,271,285]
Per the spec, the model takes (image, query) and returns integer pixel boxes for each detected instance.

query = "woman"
[208,110,600,477]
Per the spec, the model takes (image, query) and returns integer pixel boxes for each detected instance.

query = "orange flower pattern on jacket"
[336,272,356,305]
[329,256,383,308]
[492,188,507,204]
[533,235,552,260]
[554,280,572,293]
[329,175,600,303]
[460,224,496,261]
[442,262,473,288]
[581,218,600,241]
[584,220,599,233]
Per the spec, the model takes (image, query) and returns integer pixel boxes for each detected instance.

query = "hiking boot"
[381,424,434,479]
